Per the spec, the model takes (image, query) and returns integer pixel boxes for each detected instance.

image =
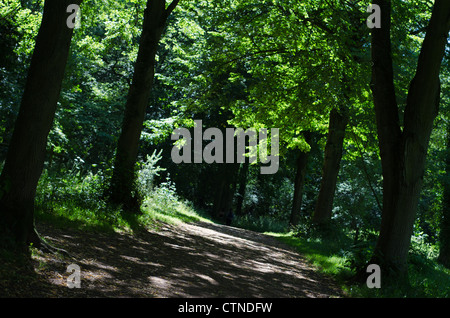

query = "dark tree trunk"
[0,0,81,251]
[212,163,239,220]
[109,0,179,211]
[369,0,450,277]
[438,123,450,268]
[312,107,348,225]
[289,132,311,226]
[235,162,249,216]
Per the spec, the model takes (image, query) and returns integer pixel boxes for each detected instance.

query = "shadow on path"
[32,221,344,298]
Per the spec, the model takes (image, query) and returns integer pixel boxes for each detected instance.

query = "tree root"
[28,228,70,257]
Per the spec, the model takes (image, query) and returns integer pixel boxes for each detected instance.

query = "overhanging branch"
[164,0,180,20]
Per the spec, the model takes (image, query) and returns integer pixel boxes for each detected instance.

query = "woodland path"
[14,221,344,297]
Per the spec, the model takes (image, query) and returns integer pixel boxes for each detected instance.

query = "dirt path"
[26,221,344,298]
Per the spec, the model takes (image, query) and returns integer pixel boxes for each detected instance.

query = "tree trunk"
[289,132,311,226]
[0,0,81,251]
[109,0,179,211]
[212,163,239,220]
[370,0,450,277]
[312,107,348,225]
[235,161,249,216]
[438,122,450,268]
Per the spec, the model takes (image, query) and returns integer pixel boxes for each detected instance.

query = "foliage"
[0,0,42,155]
[233,214,289,234]
[136,150,166,200]
[35,153,210,232]
[272,228,450,297]
[35,166,129,232]
[0,0,449,297]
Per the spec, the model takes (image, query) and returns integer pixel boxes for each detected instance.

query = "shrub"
[135,150,166,201]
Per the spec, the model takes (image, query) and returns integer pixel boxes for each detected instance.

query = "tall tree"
[0,0,82,250]
[369,0,450,277]
[219,1,370,229]
[109,0,180,210]
[289,132,311,226]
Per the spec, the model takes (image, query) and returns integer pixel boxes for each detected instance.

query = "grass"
[264,230,450,298]
[34,169,213,234]
[139,186,213,227]
[35,190,212,235]
[35,201,131,233]
[267,231,354,281]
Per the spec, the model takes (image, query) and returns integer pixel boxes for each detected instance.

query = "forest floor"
[1,220,345,298]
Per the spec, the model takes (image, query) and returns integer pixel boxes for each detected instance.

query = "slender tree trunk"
[438,122,450,268]
[312,107,348,225]
[212,163,239,219]
[235,161,249,216]
[0,0,81,251]
[212,167,226,218]
[289,132,311,226]
[109,0,179,210]
[370,0,450,277]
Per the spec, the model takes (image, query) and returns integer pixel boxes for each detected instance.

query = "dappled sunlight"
[32,221,343,298]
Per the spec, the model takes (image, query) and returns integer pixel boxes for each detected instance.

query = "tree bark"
[109,0,179,210]
[312,107,348,225]
[289,132,311,226]
[438,122,450,268]
[0,0,81,250]
[212,163,239,220]
[370,0,450,276]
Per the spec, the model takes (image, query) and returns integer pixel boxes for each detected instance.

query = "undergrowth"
[268,224,450,298]
[35,152,211,233]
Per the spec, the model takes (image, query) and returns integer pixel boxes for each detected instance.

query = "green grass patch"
[35,168,214,233]
[266,230,450,298]
[35,168,133,232]
[268,231,354,279]
[139,186,213,227]
[35,201,132,233]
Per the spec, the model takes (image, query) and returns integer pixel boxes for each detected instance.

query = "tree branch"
[164,0,180,20]
[370,0,402,150]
